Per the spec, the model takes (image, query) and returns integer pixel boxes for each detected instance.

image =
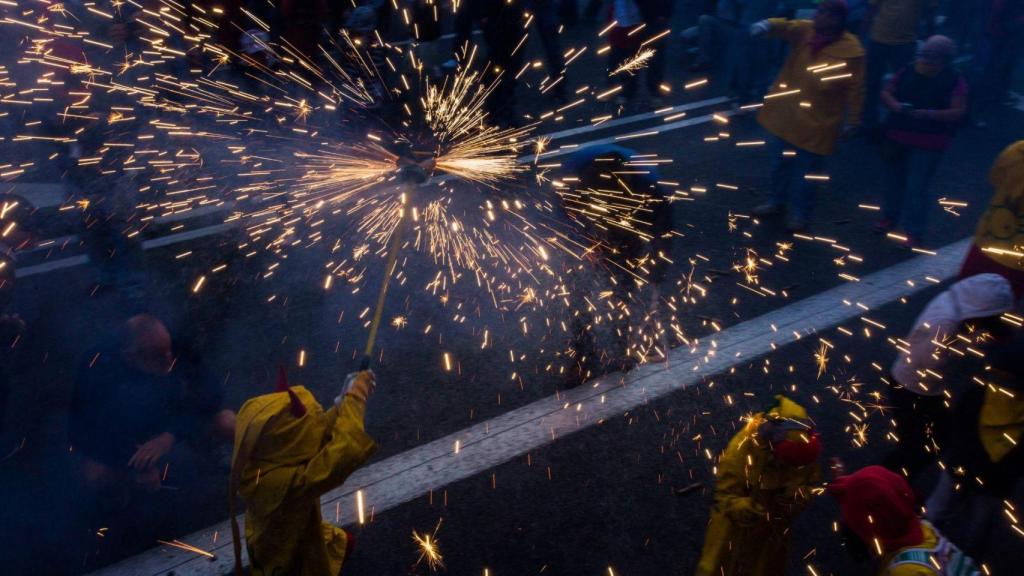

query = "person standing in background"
[876,35,967,247]
[862,0,935,132]
[972,0,1024,126]
[751,0,865,232]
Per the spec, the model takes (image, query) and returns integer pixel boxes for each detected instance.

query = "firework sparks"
[412,518,445,571]
[610,48,656,76]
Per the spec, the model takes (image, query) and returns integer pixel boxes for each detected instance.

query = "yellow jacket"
[695,397,822,576]
[230,384,376,576]
[973,141,1024,271]
[757,19,865,156]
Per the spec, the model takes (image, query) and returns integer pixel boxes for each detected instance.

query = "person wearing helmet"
[884,273,1016,481]
[695,395,823,576]
[830,465,981,576]
[229,368,377,576]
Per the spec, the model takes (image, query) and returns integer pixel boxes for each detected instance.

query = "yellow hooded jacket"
[757,19,865,156]
[230,383,376,576]
[695,396,822,576]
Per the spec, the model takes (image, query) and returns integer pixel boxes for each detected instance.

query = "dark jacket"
[68,336,221,466]
[946,338,1024,497]
[635,0,675,20]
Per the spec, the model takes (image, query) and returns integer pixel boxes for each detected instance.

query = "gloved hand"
[749,20,771,37]
[335,370,376,406]
[725,497,768,527]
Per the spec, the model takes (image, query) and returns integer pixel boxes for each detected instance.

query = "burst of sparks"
[610,48,657,76]
[412,518,445,571]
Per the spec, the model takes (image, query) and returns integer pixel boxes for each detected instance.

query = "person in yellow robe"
[229,368,377,576]
[695,395,823,576]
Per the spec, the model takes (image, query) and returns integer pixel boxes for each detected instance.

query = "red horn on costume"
[275,365,307,418]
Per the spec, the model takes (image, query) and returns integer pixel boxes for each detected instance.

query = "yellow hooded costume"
[695,396,823,576]
[230,372,376,576]
[972,140,1024,271]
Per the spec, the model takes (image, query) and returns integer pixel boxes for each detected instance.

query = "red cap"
[829,466,923,553]
[275,365,307,418]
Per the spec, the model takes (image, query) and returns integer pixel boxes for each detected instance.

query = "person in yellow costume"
[229,367,377,576]
[961,140,1024,298]
[695,395,823,576]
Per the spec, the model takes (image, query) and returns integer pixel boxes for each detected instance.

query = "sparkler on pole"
[359,156,434,370]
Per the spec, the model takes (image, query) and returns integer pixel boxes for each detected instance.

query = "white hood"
[945,273,1016,321]
[892,273,1015,394]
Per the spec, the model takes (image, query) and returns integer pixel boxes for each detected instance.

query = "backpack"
[887,523,981,576]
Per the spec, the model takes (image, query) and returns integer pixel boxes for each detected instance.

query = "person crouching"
[695,395,823,576]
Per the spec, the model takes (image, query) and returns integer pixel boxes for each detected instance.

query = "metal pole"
[359,163,428,369]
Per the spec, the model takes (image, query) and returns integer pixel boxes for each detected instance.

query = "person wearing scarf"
[749,0,865,232]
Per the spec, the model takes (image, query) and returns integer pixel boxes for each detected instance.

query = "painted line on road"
[19,224,236,278]
[88,237,973,576]
[21,102,733,280]
[528,110,731,162]
[540,95,731,142]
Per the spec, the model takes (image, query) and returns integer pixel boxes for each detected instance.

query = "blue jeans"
[882,143,943,240]
[768,136,825,221]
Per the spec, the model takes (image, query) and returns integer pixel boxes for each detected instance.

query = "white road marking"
[1,182,66,209]
[88,237,972,576]
[19,99,732,280]
[19,224,236,277]
[528,110,730,162]
[540,96,731,142]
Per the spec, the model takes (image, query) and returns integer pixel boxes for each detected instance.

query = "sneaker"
[785,216,808,233]
[752,202,782,217]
